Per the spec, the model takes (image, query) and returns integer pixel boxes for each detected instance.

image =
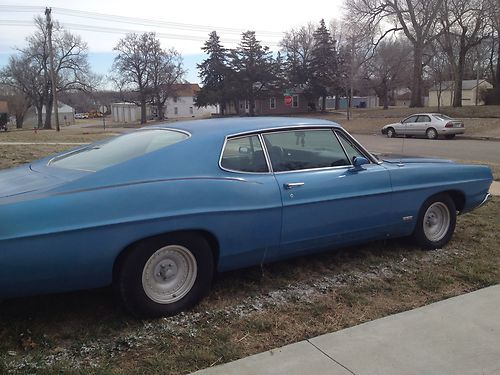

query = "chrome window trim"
[220,124,381,175]
[47,128,191,168]
[219,134,272,175]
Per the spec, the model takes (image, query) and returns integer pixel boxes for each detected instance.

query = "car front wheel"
[413,194,456,249]
[386,127,396,138]
[117,233,214,318]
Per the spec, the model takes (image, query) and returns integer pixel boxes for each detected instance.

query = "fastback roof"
[148,117,340,137]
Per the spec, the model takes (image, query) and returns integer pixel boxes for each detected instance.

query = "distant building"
[429,79,492,107]
[111,84,217,123]
[0,100,8,114]
[23,102,75,128]
[164,83,216,118]
[324,96,379,110]
[111,103,152,123]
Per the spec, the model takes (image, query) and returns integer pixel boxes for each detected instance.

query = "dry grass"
[0,123,498,375]
[0,199,498,374]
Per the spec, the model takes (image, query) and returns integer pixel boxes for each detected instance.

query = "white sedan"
[381,113,465,140]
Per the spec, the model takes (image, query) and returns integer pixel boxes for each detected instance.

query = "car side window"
[335,131,366,163]
[221,135,268,173]
[402,115,418,123]
[416,115,431,122]
[262,129,350,172]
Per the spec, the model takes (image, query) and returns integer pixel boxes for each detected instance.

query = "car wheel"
[386,127,396,138]
[445,134,456,140]
[117,233,214,318]
[413,194,456,249]
[426,128,438,140]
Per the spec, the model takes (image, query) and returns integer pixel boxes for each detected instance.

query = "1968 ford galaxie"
[0,117,492,317]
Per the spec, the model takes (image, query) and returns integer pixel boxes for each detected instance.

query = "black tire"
[445,134,456,140]
[413,194,456,249]
[426,128,438,140]
[386,127,396,138]
[116,233,214,318]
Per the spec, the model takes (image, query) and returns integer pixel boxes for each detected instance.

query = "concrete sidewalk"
[491,181,500,196]
[192,285,500,375]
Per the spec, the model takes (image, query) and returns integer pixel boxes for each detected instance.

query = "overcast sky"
[0,0,344,83]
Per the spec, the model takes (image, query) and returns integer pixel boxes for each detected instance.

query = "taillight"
[445,122,453,128]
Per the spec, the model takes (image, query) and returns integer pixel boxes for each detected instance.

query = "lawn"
[0,126,498,375]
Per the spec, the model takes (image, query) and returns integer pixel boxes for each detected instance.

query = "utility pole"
[45,7,60,131]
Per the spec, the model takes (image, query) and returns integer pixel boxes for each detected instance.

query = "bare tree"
[113,33,158,124]
[363,39,412,109]
[1,53,46,128]
[439,0,488,106]
[351,0,444,107]
[427,44,453,110]
[149,47,185,120]
[280,23,316,87]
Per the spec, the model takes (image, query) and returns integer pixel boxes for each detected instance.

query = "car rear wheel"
[413,194,456,249]
[386,127,396,138]
[117,233,214,318]
[426,128,438,140]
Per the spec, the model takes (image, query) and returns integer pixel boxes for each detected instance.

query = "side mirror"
[351,156,369,171]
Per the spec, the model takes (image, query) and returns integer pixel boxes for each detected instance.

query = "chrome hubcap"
[142,245,197,304]
[423,202,450,242]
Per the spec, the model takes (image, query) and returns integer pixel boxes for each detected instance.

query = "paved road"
[353,134,500,164]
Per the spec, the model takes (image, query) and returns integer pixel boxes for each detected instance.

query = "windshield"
[49,129,188,172]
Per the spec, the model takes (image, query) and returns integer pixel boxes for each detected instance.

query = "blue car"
[0,117,492,317]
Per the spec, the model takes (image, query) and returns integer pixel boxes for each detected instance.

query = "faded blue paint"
[0,117,493,299]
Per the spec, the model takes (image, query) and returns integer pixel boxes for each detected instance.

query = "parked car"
[0,118,491,317]
[74,113,85,119]
[381,113,465,139]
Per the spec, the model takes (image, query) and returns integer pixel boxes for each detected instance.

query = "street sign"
[99,105,107,114]
[284,96,292,106]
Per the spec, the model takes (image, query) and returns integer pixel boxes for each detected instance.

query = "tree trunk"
[249,90,255,116]
[36,104,43,129]
[140,99,147,124]
[496,35,500,87]
[335,94,340,110]
[453,33,467,107]
[15,113,25,128]
[157,102,164,120]
[383,87,389,110]
[321,95,326,112]
[44,97,53,129]
[410,44,424,107]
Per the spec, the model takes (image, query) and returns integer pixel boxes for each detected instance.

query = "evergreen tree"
[310,19,337,111]
[196,31,229,114]
[230,31,278,116]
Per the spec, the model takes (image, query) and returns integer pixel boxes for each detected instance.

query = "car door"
[401,115,419,136]
[262,128,393,258]
[415,115,431,136]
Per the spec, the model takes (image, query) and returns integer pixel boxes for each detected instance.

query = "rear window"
[221,135,268,173]
[50,129,188,171]
[434,114,453,121]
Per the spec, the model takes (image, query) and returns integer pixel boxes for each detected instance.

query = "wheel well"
[112,230,220,284]
[439,190,466,212]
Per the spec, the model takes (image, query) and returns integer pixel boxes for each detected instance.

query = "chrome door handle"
[283,182,305,189]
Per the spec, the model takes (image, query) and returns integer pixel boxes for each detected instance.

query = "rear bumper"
[478,193,490,208]
[438,128,465,135]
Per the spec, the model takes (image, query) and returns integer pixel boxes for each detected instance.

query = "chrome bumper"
[478,193,490,208]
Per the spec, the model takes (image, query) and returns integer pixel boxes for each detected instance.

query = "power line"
[0,19,281,47]
[0,5,284,38]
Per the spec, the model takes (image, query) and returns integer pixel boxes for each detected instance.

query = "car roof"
[145,116,341,137]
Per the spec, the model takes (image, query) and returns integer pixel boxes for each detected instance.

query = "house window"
[174,107,178,115]
[173,97,178,103]
[270,97,276,109]
[189,107,193,115]
[292,95,299,108]
[245,101,249,110]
